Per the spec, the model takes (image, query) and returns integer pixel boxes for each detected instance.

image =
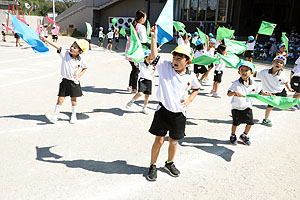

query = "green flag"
[119,27,126,37]
[217,52,243,69]
[281,32,288,53]
[191,55,220,65]
[196,27,207,46]
[258,21,277,36]
[112,18,118,27]
[173,21,186,34]
[147,20,151,36]
[125,23,144,63]
[224,38,248,55]
[216,26,235,40]
[245,94,300,110]
[85,22,92,35]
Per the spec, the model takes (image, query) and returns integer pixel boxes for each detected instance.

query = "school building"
[54,0,300,37]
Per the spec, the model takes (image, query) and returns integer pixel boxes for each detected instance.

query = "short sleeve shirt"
[228,78,261,110]
[256,68,288,93]
[59,49,87,84]
[107,32,114,39]
[136,23,147,43]
[246,41,256,50]
[99,31,103,38]
[139,62,154,80]
[155,58,201,113]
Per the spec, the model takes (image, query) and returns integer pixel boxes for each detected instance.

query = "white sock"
[130,97,135,103]
[53,105,61,118]
[143,104,148,109]
[72,106,77,118]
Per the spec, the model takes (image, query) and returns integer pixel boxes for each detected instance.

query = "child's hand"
[74,74,80,80]
[150,25,158,36]
[234,91,243,97]
[39,36,45,41]
[288,88,294,92]
[181,98,192,107]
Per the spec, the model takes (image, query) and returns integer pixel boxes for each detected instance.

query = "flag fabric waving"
[119,27,126,37]
[245,94,300,110]
[46,16,55,24]
[224,38,248,54]
[53,24,60,35]
[147,20,151,36]
[191,55,221,65]
[216,26,235,40]
[155,0,173,46]
[258,21,277,36]
[196,27,207,46]
[125,23,144,63]
[112,18,118,27]
[85,22,92,35]
[173,21,186,34]
[217,52,243,69]
[281,32,288,53]
[7,12,49,53]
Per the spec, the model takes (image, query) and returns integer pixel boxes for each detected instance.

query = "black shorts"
[1,31,5,36]
[99,37,103,42]
[208,63,214,69]
[138,78,152,95]
[58,78,83,97]
[52,35,58,40]
[44,36,48,38]
[231,108,254,126]
[115,38,119,43]
[194,64,207,74]
[14,33,20,38]
[213,70,223,83]
[87,39,91,43]
[291,76,300,93]
[108,39,112,44]
[267,89,287,108]
[149,103,186,140]
[244,50,254,58]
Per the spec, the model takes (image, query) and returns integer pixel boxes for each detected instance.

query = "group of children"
[96,26,120,51]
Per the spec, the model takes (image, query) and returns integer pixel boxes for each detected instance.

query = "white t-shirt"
[256,68,288,93]
[136,23,147,43]
[86,33,92,40]
[155,58,200,114]
[115,32,119,38]
[177,37,185,46]
[99,31,103,38]
[107,32,114,39]
[2,26,6,32]
[59,49,87,84]
[228,78,261,110]
[139,62,154,80]
[43,28,48,36]
[292,58,300,76]
[214,58,225,71]
[246,41,256,51]
[204,48,215,57]
[194,50,204,58]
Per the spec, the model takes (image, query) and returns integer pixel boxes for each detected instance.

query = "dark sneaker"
[239,133,251,146]
[262,119,272,127]
[230,134,237,145]
[147,164,157,181]
[164,161,180,177]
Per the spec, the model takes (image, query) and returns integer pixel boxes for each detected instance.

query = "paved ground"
[0,36,299,200]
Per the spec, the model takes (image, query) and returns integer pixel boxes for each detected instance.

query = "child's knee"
[168,137,178,145]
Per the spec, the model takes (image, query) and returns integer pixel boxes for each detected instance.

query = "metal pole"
[53,0,56,24]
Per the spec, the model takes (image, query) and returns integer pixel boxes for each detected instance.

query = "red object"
[17,17,27,25]
[187,82,190,86]
[46,16,55,24]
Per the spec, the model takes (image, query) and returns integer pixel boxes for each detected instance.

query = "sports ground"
[0,36,299,200]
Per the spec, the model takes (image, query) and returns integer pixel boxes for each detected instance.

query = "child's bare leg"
[244,125,252,134]
[265,106,273,119]
[144,94,149,105]
[168,137,178,162]
[294,92,300,99]
[71,97,77,106]
[214,82,220,93]
[150,136,165,164]
[231,125,237,135]
[57,96,65,106]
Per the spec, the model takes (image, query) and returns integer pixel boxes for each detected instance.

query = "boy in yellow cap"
[40,36,89,124]
[146,26,200,181]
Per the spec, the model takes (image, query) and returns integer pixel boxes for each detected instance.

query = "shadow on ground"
[82,86,129,95]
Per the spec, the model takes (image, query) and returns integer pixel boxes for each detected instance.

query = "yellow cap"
[171,45,193,60]
[75,39,89,52]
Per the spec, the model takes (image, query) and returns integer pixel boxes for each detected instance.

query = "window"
[206,0,217,21]
[197,0,207,21]
[217,0,227,21]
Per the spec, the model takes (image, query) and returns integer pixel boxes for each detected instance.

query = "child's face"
[238,66,253,80]
[272,59,285,70]
[70,42,82,56]
[172,52,191,72]
[139,15,147,24]
[279,46,286,52]
[145,55,152,64]
[209,42,215,48]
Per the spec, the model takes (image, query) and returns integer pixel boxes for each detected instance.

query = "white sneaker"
[127,86,132,93]
[142,107,149,114]
[45,113,57,124]
[126,101,133,109]
[210,89,214,94]
[212,92,221,98]
[70,116,77,124]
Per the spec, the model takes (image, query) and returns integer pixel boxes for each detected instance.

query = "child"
[126,50,156,114]
[290,57,300,110]
[185,33,192,47]
[40,36,89,124]
[177,31,184,46]
[114,28,120,50]
[13,31,21,47]
[146,26,200,181]
[228,61,270,145]
[212,44,227,98]
[86,27,92,50]
[98,27,104,48]
[254,56,293,126]
[43,24,49,39]
[191,32,199,48]
[193,39,206,79]
[199,38,216,84]
[51,24,58,43]
[257,49,267,60]
[276,43,288,58]
[1,22,6,42]
[243,34,258,62]
[106,28,114,51]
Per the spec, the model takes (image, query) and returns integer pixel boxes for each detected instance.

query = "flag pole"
[52,0,56,25]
